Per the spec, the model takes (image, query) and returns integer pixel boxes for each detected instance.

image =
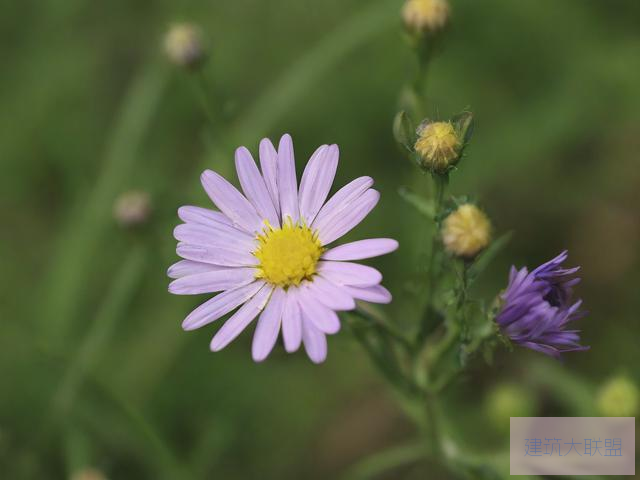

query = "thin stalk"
[189,69,219,133]
[52,245,147,414]
[416,174,447,345]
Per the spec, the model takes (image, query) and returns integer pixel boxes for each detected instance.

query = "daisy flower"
[168,134,398,363]
[495,251,589,358]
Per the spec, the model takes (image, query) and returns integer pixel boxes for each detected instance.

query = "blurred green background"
[1,0,639,478]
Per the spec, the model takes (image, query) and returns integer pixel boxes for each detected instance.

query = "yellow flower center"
[254,220,324,287]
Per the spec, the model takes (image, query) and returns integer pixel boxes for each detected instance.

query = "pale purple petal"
[317,261,382,287]
[302,277,355,311]
[259,138,280,216]
[322,238,398,261]
[298,144,338,224]
[200,170,262,233]
[173,223,255,249]
[168,267,256,295]
[182,281,265,330]
[302,320,327,364]
[315,189,379,245]
[281,289,302,353]
[343,284,392,304]
[312,176,373,231]
[178,206,233,227]
[277,134,299,224]
[235,146,280,227]
[252,287,286,361]
[167,260,226,279]
[177,243,258,267]
[298,289,341,334]
[210,284,273,351]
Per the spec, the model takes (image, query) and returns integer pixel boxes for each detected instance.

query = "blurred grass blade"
[227,0,399,141]
[40,62,168,345]
[53,245,147,414]
[341,442,425,480]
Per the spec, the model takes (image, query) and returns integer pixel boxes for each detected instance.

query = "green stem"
[416,174,447,345]
[189,69,219,133]
[352,305,413,352]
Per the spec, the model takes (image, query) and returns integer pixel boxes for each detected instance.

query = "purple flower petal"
[259,138,280,216]
[210,284,273,351]
[277,134,299,224]
[282,288,303,352]
[201,169,262,233]
[177,206,233,227]
[314,189,380,245]
[173,223,255,249]
[182,281,265,330]
[312,176,373,233]
[298,144,338,224]
[235,146,280,228]
[167,260,225,279]
[322,238,398,261]
[302,277,355,311]
[301,319,327,364]
[317,261,382,287]
[176,243,258,267]
[168,267,256,295]
[252,287,286,361]
[343,284,392,304]
[297,289,341,334]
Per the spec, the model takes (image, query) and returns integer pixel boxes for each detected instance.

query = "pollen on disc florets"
[442,203,491,259]
[254,220,324,288]
[415,121,461,173]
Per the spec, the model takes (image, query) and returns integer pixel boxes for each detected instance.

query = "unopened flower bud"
[71,468,108,480]
[415,121,460,173]
[442,203,491,258]
[485,383,535,432]
[164,23,205,69]
[402,0,450,36]
[113,190,151,228]
[596,375,638,417]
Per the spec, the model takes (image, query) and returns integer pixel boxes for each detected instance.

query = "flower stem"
[416,174,447,345]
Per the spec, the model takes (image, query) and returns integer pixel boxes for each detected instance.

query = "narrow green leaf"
[467,231,513,283]
[392,110,416,152]
[398,186,435,219]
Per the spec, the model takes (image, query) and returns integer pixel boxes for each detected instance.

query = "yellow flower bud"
[164,23,205,69]
[596,376,638,417]
[414,121,460,173]
[442,204,491,258]
[402,0,450,35]
[71,468,108,480]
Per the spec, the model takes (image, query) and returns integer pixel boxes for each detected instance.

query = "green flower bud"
[485,383,536,433]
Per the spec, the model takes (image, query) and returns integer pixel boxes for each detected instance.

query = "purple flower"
[168,134,398,363]
[496,251,589,358]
